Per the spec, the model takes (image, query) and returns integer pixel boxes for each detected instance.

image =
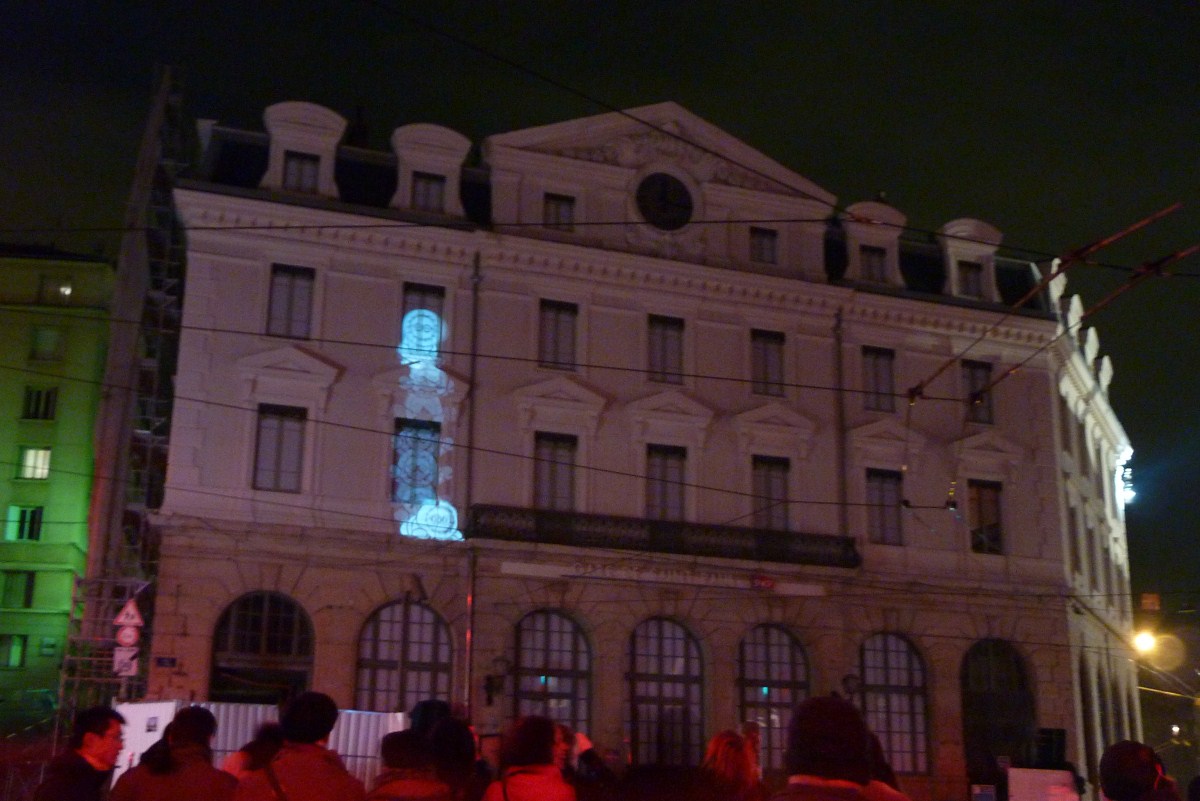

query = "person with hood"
[33,705,125,801]
[110,706,236,801]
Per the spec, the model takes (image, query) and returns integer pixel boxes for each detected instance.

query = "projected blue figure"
[393,308,462,540]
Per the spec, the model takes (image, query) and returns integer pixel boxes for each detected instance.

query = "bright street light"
[1134,631,1158,653]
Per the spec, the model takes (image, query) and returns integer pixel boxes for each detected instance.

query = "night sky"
[5,2,1199,605]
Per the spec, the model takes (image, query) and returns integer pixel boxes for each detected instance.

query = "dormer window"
[958,261,984,299]
[283,151,320,193]
[750,227,778,265]
[861,246,887,282]
[412,172,446,213]
[543,193,575,231]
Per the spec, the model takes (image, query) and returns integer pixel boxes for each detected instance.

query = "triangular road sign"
[113,598,144,627]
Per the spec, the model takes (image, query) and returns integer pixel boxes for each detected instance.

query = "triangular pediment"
[627,389,714,424]
[955,429,1025,465]
[512,376,608,435]
[849,418,925,465]
[236,346,342,387]
[733,403,817,459]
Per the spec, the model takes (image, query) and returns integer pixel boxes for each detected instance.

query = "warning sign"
[113,599,144,627]
[113,647,138,677]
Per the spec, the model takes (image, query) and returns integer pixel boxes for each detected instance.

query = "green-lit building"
[0,245,112,732]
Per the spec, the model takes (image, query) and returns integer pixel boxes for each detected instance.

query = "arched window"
[210,591,313,705]
[629,617,703,767]
[961,639,1034,785]
[859,633,928,773]
[514,610,591,734]
[356,599,453,713]
[739,624,809,773]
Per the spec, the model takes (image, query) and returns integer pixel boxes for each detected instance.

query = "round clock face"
[636,172,693,231]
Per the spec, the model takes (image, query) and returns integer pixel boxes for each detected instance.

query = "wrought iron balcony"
[467,505,861,568]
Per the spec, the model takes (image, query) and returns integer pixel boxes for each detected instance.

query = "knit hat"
[784,695,872,784]
[1100,740,1160,801]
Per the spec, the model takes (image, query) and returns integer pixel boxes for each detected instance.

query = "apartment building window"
[1067,506,1081,576]
[412,172,446,213]
[22,387,58,421]
[210,592,312,704]
[751,456,790,531]
[515,610,591,734]
[968,480,1003,555]
[647,315,684,384]
[1,572,34,609]
[963,360,994,423]
[646,445,686,521]
[267,265,315,338]
[862,347,896,412]
[629,618,703,767]
[17,447,51,480]
[0,635,26,668]
[394,419,441,505]
[534,433,576,511]
[29,327,63,361]
[739,625,808,772]
[543,193,576,231]
[859,633,928,773]
[253,405,306,493]
[401,283,446,364]
[749,227,778,265]
[356,600,452,714]
[750,329,785,396]
[861,245,887,282]
[38,275,73,304]
[283,151,319,192]
[866,469,903,545]
[958,261,984,299]
[538,300,577,370]
[4,506,43,541]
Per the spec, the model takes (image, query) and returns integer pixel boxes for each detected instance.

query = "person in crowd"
[569,731,618,800]
[368,729,454,801]
[742,721,763,779]
[861,734,909,801]
[429,717,490,801]
[771,695,872,801]
[1099,740,1182,801]
[695,729,767,801]
[221,722,286,780]
[481,716,575,801]
[233,691,366,801]
[110,706,236,801]
[555,723,576,776]
[33,705,126,801]
[409,699,454,739]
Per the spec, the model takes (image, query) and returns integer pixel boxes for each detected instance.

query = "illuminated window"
[401,283,445,364]
[861,245,887,282]
[4,506,43,541]
[515,610,591,733]
[646,445,686,521]
[210,592,312,704]
[534,433,576,511]
[866,468,902,545]
[858,633,928,773]
[38,275,73,304]
[412,172,446,213]
[283,151,319,192]
[394,419,441,505]
[750,329,785,396]
[29,327,63,361]
[963,360,994,423]
[1,572,34,609]
[543,194,575,231]
[968,480,1003,555]
[22,387,58,421]
[267,265,315,338]
[17,447,51,480]
[750,227,778,265]
[648,315,684,384]
[958,261,984,299]
[629,618,703,767]
[739,625,809,773]
[253,405,305,492]
[752,456,789,531]
[0,635,26,668]
[538,300,577,370]
[356,600,452,713]
[863,347,895,412]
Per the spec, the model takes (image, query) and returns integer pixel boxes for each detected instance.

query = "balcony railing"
[467,505,861,568]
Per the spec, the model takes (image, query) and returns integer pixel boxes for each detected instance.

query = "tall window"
[534,433,576,511]
[394,419,441,505]
[22,387,58,421]
[0,635,26,668]
[283,151,319,192]
[646,445,686,521]
[401,283,446,365]
[862,347,895,412]
[861,245,887,282]
[751,456,790,531]
[210,592,313,705]
[538,300,577,371]
[750,329,785,396]
[629,618,703,767]
[963,360,994,423]
[267,265,315,338]
[4,506,43,541]
[859,633,928,774]
[17,447,51,480]
[968,480,1003,554]
[866,469,902,545]
[29,327,63,361]
[647,315,684,384]
[543,194,576,231]
[412,172,446,213]
[515,610,591,733]
[750,227,778,265]
[958,261,984,299]
[960,639,1033,786]
[1,571,34,608]
[356,600,453,713]
[739,625,809,773]
[254,405,306,492]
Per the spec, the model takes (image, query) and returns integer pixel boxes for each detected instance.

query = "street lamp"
[1135,631,1158,654]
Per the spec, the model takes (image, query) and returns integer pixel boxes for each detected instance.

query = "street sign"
[113,599,144,627]
[116,626,140,647]
[113,647,138,677]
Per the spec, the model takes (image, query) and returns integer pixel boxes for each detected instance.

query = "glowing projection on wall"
[393,307,462,540]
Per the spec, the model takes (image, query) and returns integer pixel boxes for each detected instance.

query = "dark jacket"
[367,768,455,801]
[233,742,366,801]
[33,750,112,801]
[109,743,236,801]
[772,779,870,801]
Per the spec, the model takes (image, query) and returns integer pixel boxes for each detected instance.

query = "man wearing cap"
[771,696,872,801]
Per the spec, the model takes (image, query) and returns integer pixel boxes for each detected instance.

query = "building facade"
[146,101,1135,798]
[0,246,112,730]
